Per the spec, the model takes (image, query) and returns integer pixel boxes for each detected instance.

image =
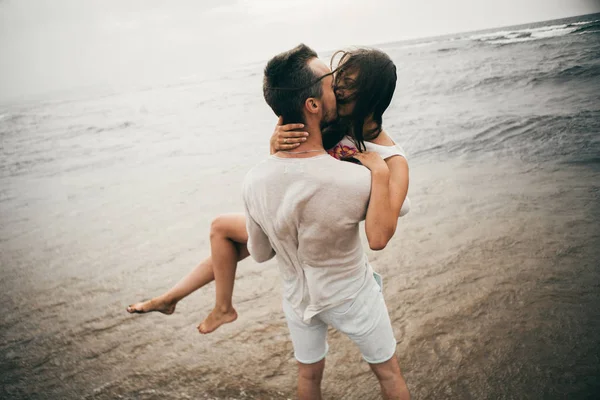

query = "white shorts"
[282,272,397,364]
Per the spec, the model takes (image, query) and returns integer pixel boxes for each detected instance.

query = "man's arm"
[243,197,276,263]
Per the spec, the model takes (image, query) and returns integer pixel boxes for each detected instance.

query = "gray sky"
[1,0,598,101]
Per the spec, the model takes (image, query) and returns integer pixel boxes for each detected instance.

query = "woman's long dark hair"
[323,48,397,152]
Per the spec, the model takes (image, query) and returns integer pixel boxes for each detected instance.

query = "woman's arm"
[355,131,410,250]
[269,116,308,154]
[351,152,396,251]
[385,155,409,219]
[370,130,410,221]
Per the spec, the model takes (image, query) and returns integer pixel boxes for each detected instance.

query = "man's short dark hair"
[263,44,323,124]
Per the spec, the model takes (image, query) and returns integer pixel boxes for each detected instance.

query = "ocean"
[1,13,599,400]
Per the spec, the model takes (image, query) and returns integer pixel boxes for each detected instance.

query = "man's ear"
[305,98,319,114]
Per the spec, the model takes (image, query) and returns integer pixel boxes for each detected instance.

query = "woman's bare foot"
[197,307,238,334]
[126,296,176,315]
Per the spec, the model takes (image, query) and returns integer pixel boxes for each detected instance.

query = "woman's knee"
[210,215,230,239]
[210,214,248,243]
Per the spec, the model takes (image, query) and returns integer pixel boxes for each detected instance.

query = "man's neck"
[276,120,325,158]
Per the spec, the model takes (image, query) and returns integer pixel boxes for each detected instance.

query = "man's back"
[243,153,372,321]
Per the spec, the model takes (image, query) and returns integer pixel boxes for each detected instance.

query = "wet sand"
[2,145,599,398]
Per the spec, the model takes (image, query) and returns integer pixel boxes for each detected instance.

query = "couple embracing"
[129,44,411,399]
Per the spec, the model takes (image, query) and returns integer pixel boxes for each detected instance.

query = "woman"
[127,48,410,334]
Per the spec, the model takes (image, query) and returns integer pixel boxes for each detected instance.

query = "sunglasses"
[265,67,340,91]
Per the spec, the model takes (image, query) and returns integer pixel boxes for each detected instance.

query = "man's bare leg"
[198,213,250,333]
[297,359,325,400]
[369,355,410,400]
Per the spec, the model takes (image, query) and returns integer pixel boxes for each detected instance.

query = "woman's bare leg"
[127,213,248,316]
[198,213,249,334]
[127,255,216,314]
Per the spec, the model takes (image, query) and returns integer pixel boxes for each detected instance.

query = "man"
[243,44,410,400]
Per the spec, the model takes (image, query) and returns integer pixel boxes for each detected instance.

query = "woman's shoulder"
[369,130,396,146]
[365,130,407,160]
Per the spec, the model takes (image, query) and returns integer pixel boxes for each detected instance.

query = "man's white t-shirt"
[242,136,409,322]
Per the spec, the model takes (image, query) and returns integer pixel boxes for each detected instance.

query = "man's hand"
[270,116,309,154]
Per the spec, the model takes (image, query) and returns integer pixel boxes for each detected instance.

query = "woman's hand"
[351,151,389,176]
[270,116,309,154]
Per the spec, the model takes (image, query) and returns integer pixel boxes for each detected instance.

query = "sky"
[0,0,599,101]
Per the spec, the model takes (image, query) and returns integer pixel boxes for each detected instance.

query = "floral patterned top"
[327,141,359,160]
[327,136,407,161]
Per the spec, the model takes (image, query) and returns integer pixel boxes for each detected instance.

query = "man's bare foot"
[197,307,238,334]
[126,296,176,315]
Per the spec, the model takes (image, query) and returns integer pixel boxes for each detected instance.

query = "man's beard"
[320,108,338,130]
